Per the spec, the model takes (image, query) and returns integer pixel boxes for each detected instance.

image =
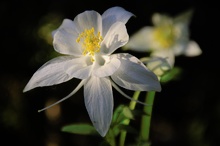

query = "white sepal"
[84,76,113,137]
[111,53,161,92]
[23,56,76,92]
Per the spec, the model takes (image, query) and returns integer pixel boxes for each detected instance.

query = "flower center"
[153,25,176,48]
[76,27,103,61]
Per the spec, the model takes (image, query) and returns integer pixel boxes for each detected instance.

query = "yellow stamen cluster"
[153,25,176,48]
[76,27,103,61]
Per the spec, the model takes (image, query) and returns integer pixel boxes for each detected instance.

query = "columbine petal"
[92,55,121,77]
[64,56,93,79]
[101,22,129,55]
[102,6,134,37]
[111,53,161,91]
[123,26,154,52]
[53,19,82,56]
[74,10,102,35]
[84,76,113,137]
[23,56,77,92]
[183,41,202,57]
[52,19,79,38]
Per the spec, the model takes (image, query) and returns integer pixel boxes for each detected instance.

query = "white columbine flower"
[23,6,161,137]
[123,9,202,67]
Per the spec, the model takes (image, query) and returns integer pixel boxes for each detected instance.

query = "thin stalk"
[119,91,141,146]
[139,91,156,146]
[106,128,116,146]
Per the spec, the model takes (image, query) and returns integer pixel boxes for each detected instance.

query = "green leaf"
[160,67,182,83]
[61,123,98,135]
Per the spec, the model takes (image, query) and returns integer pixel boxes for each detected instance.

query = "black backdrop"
[1,0,219,146]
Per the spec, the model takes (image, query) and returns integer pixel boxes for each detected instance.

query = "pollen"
[76,27,103,61]
[153,25,176,48]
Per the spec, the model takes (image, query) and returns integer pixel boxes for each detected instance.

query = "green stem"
[106,128,116,146]
[119,91,141,146]
[140,91,156,146]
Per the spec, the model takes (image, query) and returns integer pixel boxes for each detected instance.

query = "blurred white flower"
[123,9,202,67]
[23,6,161,137]
[140,56,171,79]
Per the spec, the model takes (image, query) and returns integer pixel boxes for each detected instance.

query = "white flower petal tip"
[102,6,135,24]
[84,77,113,137]
[185,41,202,57]
[22,56,82,92]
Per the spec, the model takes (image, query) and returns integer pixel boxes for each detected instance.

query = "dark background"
[1,0,219,146]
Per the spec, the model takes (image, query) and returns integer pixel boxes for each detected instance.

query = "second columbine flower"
[123,9,202,67]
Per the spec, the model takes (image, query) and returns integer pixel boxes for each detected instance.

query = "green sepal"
[61,123,98,135]
[112,105,135,125]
